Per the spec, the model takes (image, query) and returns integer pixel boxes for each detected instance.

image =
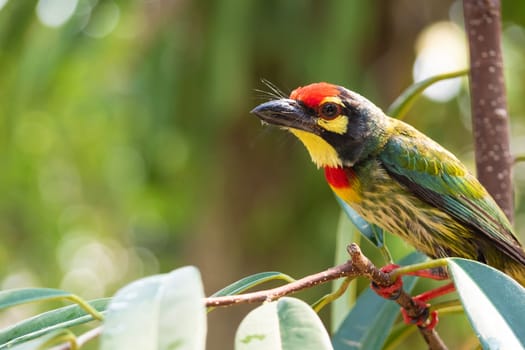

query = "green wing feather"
[379,123,525,265]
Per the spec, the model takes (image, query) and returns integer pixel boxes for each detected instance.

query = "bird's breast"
[324,166,362,203]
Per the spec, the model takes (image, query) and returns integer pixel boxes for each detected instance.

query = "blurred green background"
[0,0,524,349]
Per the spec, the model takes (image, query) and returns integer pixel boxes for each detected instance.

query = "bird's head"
[251,82,388,168]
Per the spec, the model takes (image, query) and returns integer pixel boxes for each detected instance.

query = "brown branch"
[51,244,446,350]
[205,243,448,350]
[205,243,370,307]
[394,289,448,349]
[463,0,514,222]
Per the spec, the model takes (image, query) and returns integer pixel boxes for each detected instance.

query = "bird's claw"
[371,264,440,331]
[401,296,439,331]
[370,264,402,300]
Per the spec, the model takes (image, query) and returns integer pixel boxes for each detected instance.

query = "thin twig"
[205,243,367,307]
[348,246,448,350]
[53,244,446,349]
[205,243,448,350]
[394,289,447,350]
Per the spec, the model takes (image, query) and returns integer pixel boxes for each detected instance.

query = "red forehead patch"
[290,82,340,108]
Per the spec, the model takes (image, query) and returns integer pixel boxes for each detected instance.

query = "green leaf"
[0,288,72,310]
[332,252,427,350]
[387,69,468,120]
[448,258,525,349]
[100,266,207,350]
[331,211,358,332]
[335,196,384,247]
[0,298,109,349]
[211,272,294,298]
[235,297,333,350]
[7,329,77,350]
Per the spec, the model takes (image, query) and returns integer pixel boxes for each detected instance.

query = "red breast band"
[324,166,351,188]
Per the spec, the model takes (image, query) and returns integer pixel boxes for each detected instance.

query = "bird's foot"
[413,282,456,303]
[371,264,451,331]
[401,297,438,331]
[401,281,454,331]
[406,266,449,281]
[370,264,402,299]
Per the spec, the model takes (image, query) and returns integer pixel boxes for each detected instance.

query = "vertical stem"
[463,0,514,222]
[395,291,448,350]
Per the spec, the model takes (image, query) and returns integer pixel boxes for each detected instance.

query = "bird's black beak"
[250,99,318,133]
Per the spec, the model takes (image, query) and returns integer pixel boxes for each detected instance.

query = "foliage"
[0,258,524,349]
[0,69,522,348]
[332,252,425,350]
[100,266,206,350]
[1,1,525,349]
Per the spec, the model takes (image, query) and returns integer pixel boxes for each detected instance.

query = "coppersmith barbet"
[251,82,525,285]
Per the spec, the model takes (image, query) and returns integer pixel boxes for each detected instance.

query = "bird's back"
[337,117,525,285]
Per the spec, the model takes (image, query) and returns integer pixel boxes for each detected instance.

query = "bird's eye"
[319,102,341,119]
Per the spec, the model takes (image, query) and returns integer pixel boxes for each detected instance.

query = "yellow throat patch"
[289,129,342,168]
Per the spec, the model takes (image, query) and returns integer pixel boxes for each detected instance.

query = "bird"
[251,82,525,286]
